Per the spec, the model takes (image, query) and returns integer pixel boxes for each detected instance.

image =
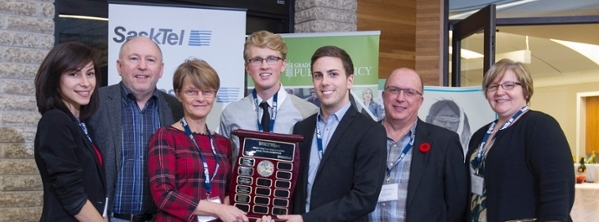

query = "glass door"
[449,4,496,87]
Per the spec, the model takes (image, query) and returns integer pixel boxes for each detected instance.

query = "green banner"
[247,31,380,87]
[247,31,382,120]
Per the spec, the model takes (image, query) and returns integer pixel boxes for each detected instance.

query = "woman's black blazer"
[34,109,106,221]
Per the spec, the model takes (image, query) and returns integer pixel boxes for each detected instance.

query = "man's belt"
[112,213,154,222]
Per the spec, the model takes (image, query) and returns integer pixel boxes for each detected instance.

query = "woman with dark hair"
[425,99,471,155]
[34,42,107,222]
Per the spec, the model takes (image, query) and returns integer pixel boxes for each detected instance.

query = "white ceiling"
[449,0,599,86]
[450,0,599,18]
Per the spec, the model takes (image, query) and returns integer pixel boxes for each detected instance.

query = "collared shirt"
[218,84,318,164]
[369,120,418,222]
[114,83,160,214]
[305,102,352,212]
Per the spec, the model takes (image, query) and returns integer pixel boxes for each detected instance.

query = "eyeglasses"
[487,81,522,91]
[385,86,422,97]
[434,116,460,123]
[247,56,283,66]
[181,89,216,98]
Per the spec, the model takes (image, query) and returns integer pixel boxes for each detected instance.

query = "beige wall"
[531,70,599,158]
[460,68,599,157]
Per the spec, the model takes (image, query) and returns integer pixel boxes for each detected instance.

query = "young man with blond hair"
[219,30,318,161]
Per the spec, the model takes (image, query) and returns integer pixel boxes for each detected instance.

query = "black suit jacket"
[34,109,107,222]
[87,83,183,212]
[404,120,468,222]
[291,105,387,222]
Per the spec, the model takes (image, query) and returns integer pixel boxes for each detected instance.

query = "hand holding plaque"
[229,129,303,221]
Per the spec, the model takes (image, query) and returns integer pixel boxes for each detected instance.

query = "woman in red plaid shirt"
[148,59,248,222]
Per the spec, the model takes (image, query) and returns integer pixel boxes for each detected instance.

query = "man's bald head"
[385,68,423,93]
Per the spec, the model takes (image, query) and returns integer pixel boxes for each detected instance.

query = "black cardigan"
[466,110,574,222]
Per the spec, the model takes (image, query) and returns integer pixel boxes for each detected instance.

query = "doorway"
[577,92,599,159]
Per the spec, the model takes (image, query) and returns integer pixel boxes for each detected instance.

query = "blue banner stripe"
[188,30,212,47]
[216,87,240,102]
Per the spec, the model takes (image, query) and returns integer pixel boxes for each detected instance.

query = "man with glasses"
[369,68,468,222]
[219,30,318,162]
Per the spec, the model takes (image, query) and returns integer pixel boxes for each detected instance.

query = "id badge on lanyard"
[196,197,221,222]
[469,106,529,196]
[471,172,484,196]
[377,134,415,203]
[378,184,399,202]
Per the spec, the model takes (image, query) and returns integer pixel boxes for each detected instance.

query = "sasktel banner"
[108,3,246,128]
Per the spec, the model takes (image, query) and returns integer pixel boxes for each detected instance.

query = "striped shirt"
[113,85,160,214]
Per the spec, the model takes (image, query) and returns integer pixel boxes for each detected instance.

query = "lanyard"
[181,117,220,195]
[315,114,336,160]
[471,106,529,172]
[386,134,415,178]
[316,121,324,160]
[252,89,278,132]
[78,121,93,143]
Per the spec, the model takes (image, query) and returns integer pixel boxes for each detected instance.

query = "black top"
[35,109,107,221]
[466,110,574,222]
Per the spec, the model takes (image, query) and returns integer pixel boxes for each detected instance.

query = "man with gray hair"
[89,36,183,222]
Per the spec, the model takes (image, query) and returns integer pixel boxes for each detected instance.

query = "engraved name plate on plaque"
[230,129,303,221]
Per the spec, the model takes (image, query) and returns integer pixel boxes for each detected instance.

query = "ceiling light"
[449,46,484,59]
[551,39,599,66]
[449,0,539,20]
[450,49,531,71]
[496,0,538,10]
[58,14,108,21]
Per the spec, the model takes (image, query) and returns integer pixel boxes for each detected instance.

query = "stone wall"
[0,0,54,221]
[295,0,357,32]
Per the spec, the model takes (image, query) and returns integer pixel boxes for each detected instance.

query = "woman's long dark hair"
[34,42,101,120]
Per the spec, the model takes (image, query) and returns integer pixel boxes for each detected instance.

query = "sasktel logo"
[112,26,212,46]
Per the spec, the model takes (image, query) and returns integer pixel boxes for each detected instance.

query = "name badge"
[377,183,399,202]
[471,174,484,196]
[197,197,221,222]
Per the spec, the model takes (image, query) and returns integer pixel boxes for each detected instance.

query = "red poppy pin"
[419,142,431,153]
